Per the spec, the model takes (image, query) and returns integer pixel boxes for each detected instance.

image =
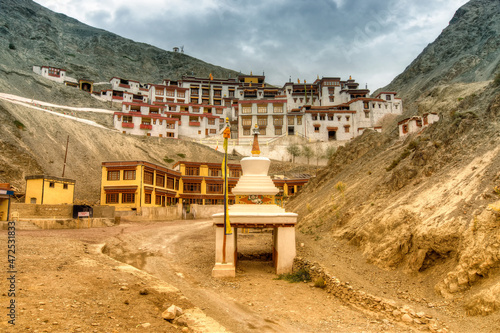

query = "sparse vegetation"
[301,145,314,165]
[163,156,175,164]
[314,277,326,289]
[13,119,25,130]
[494,72,500,87]
[287,144,301,163]
[275,268,311,283]
[176,153,186,158]
[8,43,15,50]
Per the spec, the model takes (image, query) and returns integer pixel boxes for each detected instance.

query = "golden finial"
[251,124,260,156]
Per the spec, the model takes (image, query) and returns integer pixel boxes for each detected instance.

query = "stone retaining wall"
[294,257,450,332]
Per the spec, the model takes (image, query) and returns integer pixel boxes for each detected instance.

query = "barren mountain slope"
[0,96,226,201]
[0,0,240,93]
[377,0,500,107]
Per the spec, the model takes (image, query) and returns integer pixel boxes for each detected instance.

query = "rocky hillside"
[289,0,500,319]
[0,0,240,96]
[378,0,500,107]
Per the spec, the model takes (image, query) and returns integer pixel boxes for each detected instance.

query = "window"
[167,132,175,137]
[344,125,350,133]
[328,114,334,121]
[243,129,251,136]
[242,106,252,114]
[183,183,201,193]
[230,169,241,177]
[124,170,136,180]
[260,127,266,135]
[257,118,267,127]
[166,90,175,97]
[210,129,217,134]
[107,170,120,180]
[287,116,294,125]
[208,118,216,125]
[314,126,320,133]
[178,91,185,98]
[207,183,223,194]
[242,117,252,127]
[144,171,154,185]
[337,116,341,121]
[273,117,283,126]
[319,114,325,121]
[156,195,162,205]
[123,116,132,123]
[297,116,302,125]
[106,193,119,204]
[209,168,221,177]
[364,111,369,118]
[275,127,282,135]
[167,177,175,189]
[122,193,135,203]
[156,174,165,187]
[386,94,391,101]
[166,123,175,129]
[63,184,68,189]
[49,182,55,188]
[273,105,283,113]
[346,116,350,121]
[185,166,200,176]
[312,114,318,121]
[258,105,267,113]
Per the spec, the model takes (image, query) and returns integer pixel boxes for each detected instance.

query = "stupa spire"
[251,124,260,156]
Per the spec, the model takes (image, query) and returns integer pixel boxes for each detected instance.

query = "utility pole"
[62,135,69,177]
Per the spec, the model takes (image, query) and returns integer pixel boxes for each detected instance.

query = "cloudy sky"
[34,0,468,90]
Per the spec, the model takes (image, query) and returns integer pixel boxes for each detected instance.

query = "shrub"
[275,268,311,283]
[163,157,174,164]
[13,120,25,129]
[494,72,500,87]
[8,43,15,50]
[314,277,326,289]
[177,153,186,158]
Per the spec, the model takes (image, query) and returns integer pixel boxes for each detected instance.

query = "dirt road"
[1,220,498,332]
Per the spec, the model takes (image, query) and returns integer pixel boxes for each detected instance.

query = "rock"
[162,309,176,321]
[392,310,401,317]
[119,286,129,291]
[139,289,149,295]
[141,323,151,328]
[401,313,413,323]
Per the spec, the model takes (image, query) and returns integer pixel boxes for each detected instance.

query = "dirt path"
[103,220,414,332]
[2,220,498,332]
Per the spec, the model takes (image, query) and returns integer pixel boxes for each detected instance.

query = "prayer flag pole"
[221,118,232,263]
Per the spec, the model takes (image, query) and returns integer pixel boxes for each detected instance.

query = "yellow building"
[0,183,14,221]
[173,161,242,205]
[100,160,310,210]
[100,161,181,211]
[25,175,75,204]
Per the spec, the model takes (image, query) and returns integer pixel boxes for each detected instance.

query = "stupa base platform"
[212,212,297,276]
[212,262,236,278]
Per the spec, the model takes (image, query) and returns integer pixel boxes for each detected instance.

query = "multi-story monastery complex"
[33,66,403,142]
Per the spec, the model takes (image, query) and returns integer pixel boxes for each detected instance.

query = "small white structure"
[398,113,439,137]
[212,126,297,277]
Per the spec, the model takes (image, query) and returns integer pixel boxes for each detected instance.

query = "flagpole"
[222,137,227,264]
[221,117,231,264]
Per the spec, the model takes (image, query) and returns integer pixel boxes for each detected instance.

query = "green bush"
[494,72,500,87]
[275,268,311,283]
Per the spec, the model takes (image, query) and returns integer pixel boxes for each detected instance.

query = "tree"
[301,145,314,165]
[325,145,337,160]
[287,144,301,163]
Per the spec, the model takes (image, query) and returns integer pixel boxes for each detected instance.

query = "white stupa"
[212,125,298,277]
